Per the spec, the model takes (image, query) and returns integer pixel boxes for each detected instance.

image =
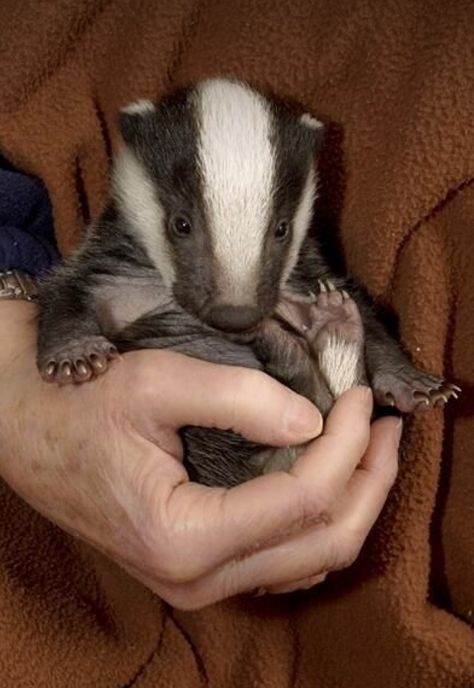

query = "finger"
[265,572,327,594]
[330,416,400,536]
[129,350,323,446]
[153,413,398,609]
[291,386,373,506]
[155,516,336,609]
[144,388,374,584]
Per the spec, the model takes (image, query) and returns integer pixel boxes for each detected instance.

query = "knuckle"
[293,479,334,530]
[124,491,200,585]
[153,557,188,585]
[308,477,338,515]
[338,538,363,570]
[147,535,210,585]
[130,459,161,508]
[337,526,366,569]
[323,518,367,572]
[145,539,193,585]
[152,580,187,608]
[312,489,335,520]
[161,587,210,611]
[342,547,361,570]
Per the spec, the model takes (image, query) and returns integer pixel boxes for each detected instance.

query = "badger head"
[115,78,323,333]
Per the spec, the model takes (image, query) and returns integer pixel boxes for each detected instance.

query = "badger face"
[116,78,323,333]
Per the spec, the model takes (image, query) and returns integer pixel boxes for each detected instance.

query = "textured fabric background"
[0,1,473,686]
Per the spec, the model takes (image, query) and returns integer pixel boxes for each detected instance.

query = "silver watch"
[0,270,38,302]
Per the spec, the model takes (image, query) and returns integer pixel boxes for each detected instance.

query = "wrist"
[0,298,37,318]
[0,300,38,371]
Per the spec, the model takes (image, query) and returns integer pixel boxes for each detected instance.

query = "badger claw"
[373,370,461,413]
[38,336,118,385]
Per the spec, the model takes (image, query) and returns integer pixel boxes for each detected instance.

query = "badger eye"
[275,220,291,241]
[172,216,192,237]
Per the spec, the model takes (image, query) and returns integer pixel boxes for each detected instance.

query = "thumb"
[133,350,323,446]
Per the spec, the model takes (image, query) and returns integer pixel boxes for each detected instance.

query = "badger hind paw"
[372,369,460,413]
[38,336,118,384]
[309,284,366,396]
[274,284,366,397]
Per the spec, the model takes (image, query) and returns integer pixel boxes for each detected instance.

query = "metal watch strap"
[0,270,39,302]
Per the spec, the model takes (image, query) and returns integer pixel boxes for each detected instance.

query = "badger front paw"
[37,336,118,384]
[372,368,460,413]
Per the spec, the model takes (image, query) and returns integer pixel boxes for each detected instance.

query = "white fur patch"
[92,275,170,335]
[195,79,275,304]
[112,148,175,286]
[318,336,362,397]
[121,99,156,115]
[300,113,323,130]
[281,167,317,284]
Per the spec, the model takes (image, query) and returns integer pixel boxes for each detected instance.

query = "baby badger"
[36,78,459,487]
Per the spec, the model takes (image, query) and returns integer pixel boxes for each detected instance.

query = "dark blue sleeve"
[0,154,60,278]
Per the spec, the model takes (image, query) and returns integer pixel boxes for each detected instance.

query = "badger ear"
[299,113,325,154]
[119,100,156,148]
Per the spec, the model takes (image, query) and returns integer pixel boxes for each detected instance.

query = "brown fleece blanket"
[0,1,473,685]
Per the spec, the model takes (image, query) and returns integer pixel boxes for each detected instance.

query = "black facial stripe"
[120,88,203,208]
[270,100,318,219]
[80,201,154,274]
[251,102,319,306]
[119,88,217,318]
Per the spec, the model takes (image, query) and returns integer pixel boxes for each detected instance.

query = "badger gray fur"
[36,78,458,487]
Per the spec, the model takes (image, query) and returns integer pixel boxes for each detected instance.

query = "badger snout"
[206,304,261,332]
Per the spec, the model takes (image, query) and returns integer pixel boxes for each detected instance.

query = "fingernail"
[345,385,372,405]
[286,395,323,440]
[253,587,267,597]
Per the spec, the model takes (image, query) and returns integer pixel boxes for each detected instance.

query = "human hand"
[0,302,400,609]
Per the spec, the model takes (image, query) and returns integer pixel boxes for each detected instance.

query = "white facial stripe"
[281,167,317,284]
[196,79,275,304]
[112,147,175,286]
[121,99,156,115]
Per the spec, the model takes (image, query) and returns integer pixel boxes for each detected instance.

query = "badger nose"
[207,304,261,332]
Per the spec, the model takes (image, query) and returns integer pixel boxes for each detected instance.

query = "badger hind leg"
[275,282,367,399]
[247,288,366,477]
[306,281,367,398]
[250,446,300,475]
[254,318,334,416]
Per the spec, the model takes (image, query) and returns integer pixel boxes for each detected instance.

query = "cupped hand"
[0,302,400,609]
